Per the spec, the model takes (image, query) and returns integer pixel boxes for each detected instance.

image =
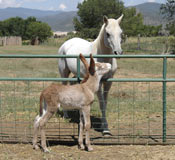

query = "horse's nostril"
[114,51,118,55]
[114,51,123,55]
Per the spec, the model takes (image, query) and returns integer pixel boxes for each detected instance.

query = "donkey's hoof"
[43,148,50,153]
[79,144,85,150]
[33,144,40,150]
[102,130,112,137]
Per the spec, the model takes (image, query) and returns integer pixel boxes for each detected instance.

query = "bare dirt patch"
[1,143,175,160]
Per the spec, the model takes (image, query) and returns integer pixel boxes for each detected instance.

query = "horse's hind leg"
[58,58,70,118]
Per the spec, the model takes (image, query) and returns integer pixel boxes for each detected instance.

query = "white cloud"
[0,0,21,8]
[24,0,47,2]
[147,0,156,2]
[59,3,67,10]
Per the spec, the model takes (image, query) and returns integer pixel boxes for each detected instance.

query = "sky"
[0,0,166,11]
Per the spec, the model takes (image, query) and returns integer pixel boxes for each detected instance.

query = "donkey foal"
[33,54,111,152]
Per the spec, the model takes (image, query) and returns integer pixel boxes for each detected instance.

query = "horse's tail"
[58,46,66,73]
[58,44,70,83]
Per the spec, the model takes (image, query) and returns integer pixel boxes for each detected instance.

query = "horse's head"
[103,14,123,55]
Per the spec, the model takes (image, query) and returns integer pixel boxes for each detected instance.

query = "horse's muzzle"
[114,51,123,55]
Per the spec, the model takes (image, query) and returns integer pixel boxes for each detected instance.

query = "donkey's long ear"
[89,54,95,75]
[80,53,89,84]
[79,53,89,73]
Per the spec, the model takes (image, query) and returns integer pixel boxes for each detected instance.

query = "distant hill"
[0,7,76,32]
[132,2,164,26]
[0,7,61,20]
[0,3,165,32]
[38,11,76,31]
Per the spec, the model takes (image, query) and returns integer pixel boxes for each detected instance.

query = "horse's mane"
[96,24,105,43]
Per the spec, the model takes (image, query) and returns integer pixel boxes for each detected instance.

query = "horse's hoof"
[102,130,112,137]
[87,146,93,152]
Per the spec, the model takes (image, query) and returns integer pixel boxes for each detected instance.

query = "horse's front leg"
[97,81,112,136]
[103,81,113,134]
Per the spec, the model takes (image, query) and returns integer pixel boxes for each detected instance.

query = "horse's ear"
[117,14,124,24]
[89,54,95,75]
[79,53,89,73]
[103,15,108,25]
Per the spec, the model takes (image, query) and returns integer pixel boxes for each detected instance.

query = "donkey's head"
[79,54,111,83]
[103,14,123,55]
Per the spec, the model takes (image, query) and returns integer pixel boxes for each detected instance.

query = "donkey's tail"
[39,93,44,116]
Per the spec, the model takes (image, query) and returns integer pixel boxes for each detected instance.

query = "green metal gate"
[0,54,175,144]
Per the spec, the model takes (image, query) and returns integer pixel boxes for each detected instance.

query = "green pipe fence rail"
[0,54,175,144]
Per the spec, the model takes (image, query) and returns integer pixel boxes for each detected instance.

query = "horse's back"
[58,37,92,56]
[58,37,92,76]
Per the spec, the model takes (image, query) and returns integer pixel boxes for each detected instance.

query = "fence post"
[0,90,2,141]
[162,57,167,142]
[77,56,81,83]
[137,34,141,50]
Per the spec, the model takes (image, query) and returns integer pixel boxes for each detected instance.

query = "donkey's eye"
[106,33,110,38]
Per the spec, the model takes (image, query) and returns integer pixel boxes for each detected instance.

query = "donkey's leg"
[40,110,54,152]
[82,106,93,151]
[33,115,41,150]
[97,82,110,135]
[78,110,85,150]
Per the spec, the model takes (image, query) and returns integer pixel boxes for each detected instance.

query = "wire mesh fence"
[0,55,175,145]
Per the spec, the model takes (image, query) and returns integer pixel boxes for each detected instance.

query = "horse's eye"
[106,33,110,38]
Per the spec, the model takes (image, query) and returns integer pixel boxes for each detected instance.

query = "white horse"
[58,15,123,135]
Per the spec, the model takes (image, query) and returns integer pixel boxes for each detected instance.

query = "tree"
[73,0,125,38]
[23,17,37,40]
[160,0,175,35]
[73,0,155,38]
[122,7,145,36]
[0,17,52,44]
[2,17,25,37]
[26,21,52,44]
[0,21,3,36]
[160,0,175,21]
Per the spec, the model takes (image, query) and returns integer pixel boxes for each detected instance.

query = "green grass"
[122,36,169,54]
[0,45,58,54]
[0,36,175,143]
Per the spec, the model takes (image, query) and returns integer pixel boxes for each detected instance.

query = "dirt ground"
[1,143,175,160]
